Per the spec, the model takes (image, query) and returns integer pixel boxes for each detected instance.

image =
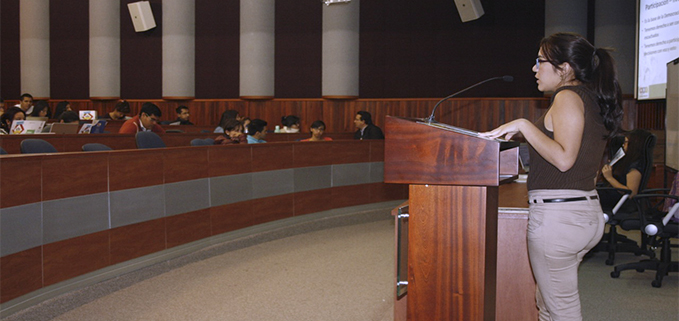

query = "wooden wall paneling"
[0,247,43,303]
[42,230,111,287]
[207,144,253,177]
[210,200,255,236]
[250,194,294,225]
[331,184,372,208]
[162,146,210,184]
[41,153,108,201]
[110,218,167,265]
[251,143,294,172]
[292,141,336,167]
[0,156,42,208]
[369,182,408,203]
[166,209,212,249]
[331,141,371,164]
[369,140,385,162]
[293,188,334,216]
[108,150,164,191]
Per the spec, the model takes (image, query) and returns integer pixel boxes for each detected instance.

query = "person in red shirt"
[119,102,165,134]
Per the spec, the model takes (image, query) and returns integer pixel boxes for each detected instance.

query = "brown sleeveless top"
[527,85,608,191]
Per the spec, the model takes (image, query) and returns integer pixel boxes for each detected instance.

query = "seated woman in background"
[280,115,300,133]
[598,129,653,211]
[29,100,52,118]
[0,107,26,134]
[52,101,71,119]
[214,110,242,133]
[301,120,332,142]
[214,118,246,145]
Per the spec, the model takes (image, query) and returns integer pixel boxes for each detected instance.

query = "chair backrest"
[637,131,657,193]
[20,139,58,154]
[0,146,7,155]
[135,131,166,149]
[82,143,112,152]
[190,138,213,146]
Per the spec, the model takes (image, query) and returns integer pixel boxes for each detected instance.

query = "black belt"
[530,195,598,204]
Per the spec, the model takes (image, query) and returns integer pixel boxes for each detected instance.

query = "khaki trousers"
[527,189,604,321]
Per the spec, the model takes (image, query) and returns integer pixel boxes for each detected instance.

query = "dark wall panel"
[50,0,89,99]
[360,0,545,98]
[195,0,240,99]
[120,0,162,99]
[1,0,21,100]
[274,2,322,98]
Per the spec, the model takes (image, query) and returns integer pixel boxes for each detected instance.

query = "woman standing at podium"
[480,33,623,321]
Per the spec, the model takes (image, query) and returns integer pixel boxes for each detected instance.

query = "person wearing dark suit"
[353,111,384,140]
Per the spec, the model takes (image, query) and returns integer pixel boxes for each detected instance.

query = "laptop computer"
[9,120,46,134]
[79,110,97,121]
[50,123,80,134]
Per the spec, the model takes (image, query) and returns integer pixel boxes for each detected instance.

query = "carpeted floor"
[4,217,678,321]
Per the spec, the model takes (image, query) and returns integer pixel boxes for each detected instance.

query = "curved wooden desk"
[0,140,406,312]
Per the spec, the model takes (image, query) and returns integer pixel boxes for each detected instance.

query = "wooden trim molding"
[162,96,195,101]
[89,97,121,101]
[240,96,274,100]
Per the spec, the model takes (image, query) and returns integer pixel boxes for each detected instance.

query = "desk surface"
[499,182,529,209]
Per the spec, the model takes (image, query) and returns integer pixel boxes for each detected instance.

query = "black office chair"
[594,130,656,265]
[611,191,679,287]
[135,131,166,149]
[82,143,112,152]
[0,146,8,155]
[20,139,58,154]
[190,138,213,146]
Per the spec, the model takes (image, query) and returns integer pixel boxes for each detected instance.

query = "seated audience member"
[353,111,384,140]
[0,98,5,116]
[119,102,165,134]
[170,105,193,125]
[242,117,251,134]
[42,110,79,132]
[15,93,34,115]
[598,129,653,212]
[100,100,131,120]
[280,115,300,133]
[53,101,72,119]
[214,109,242,133]
[30,100,52,118]
[301,120,332,142]
[0,107,26,134]
[58,110,79,123]
[247,119,268,144]
[214,118,246,144]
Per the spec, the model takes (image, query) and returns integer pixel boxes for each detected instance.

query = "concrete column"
[89,0,120,99]
[544,0,588,37]
[322,0,359,99]
[20,0,50,99]
[240,0,275,99]
[163,0,195,99]
[594,0,636,95]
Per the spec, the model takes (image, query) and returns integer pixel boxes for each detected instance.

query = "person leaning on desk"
[118,102,165,134]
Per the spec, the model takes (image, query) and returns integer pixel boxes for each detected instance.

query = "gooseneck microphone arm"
[426,75,514,123]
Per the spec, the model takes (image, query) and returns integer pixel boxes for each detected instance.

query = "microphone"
[426,75,514,123]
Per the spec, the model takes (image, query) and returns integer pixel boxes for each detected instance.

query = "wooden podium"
[384,116,523,321]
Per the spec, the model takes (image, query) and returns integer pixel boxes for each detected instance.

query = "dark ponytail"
[590,48,623,136]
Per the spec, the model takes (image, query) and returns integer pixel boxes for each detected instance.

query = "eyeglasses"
[535,58,548,69]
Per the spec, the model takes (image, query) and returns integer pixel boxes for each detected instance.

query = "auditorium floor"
[4,216,677,321]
